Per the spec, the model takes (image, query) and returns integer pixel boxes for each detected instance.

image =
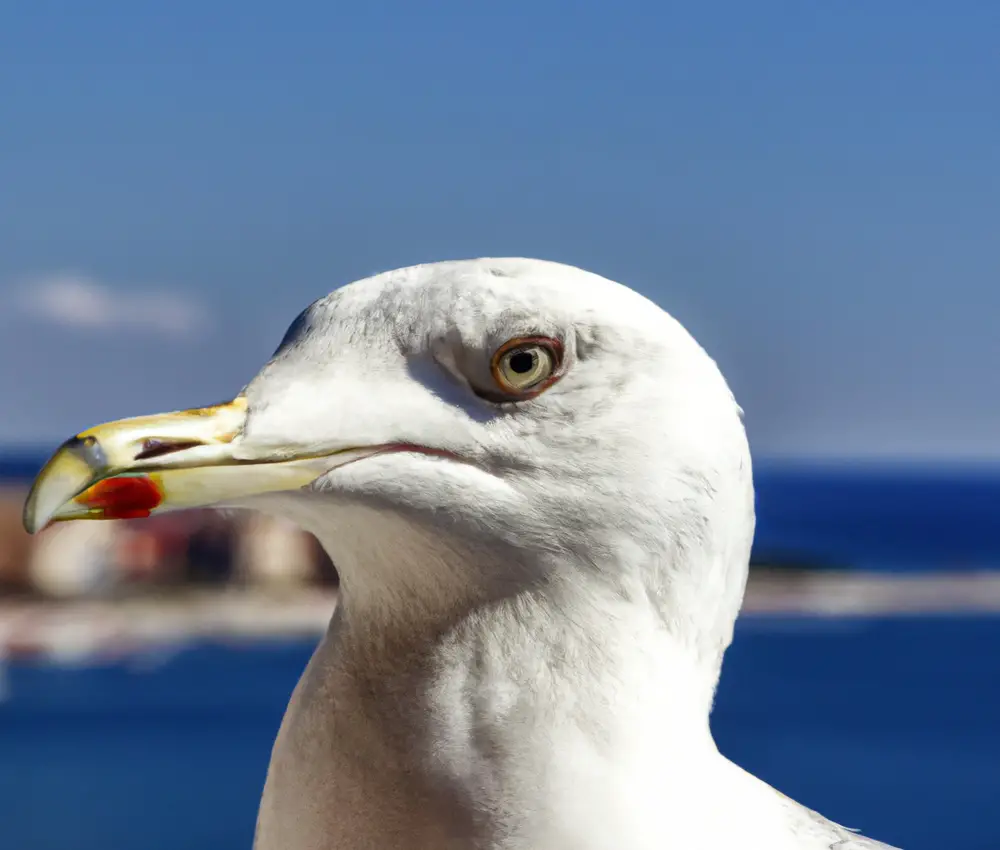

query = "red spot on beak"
[74,475,163,520]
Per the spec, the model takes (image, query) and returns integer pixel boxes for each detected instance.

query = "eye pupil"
[508,351,536,374]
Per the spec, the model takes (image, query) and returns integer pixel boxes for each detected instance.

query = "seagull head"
[24,258,753,663]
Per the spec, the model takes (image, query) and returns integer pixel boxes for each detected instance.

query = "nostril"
[135,438,204,461]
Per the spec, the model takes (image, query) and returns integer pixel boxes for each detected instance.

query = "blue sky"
[1,1,998,456]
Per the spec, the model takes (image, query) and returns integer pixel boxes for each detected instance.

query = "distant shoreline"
[5,460,1000,572]
[2,571,1000,662]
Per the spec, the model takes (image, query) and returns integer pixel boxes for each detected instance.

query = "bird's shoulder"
[778,794,903,849]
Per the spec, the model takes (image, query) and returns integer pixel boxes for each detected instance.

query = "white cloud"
[8,273,210,338]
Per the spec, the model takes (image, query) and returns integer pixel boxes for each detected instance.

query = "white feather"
[227,259,897,849]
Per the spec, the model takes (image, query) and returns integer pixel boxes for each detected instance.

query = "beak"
[23,397,333,534]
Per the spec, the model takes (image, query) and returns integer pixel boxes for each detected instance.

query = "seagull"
[24,259,899,850]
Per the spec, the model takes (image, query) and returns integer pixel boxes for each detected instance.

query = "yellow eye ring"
[490,337,563,396]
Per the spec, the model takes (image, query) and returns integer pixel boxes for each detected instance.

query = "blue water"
[751,463,1000,570]
[2,616,998,850]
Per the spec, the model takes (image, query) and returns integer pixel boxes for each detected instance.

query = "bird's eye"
[490,337,561,396]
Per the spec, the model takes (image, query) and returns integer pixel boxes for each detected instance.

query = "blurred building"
[0,488,33,594]
[0,488,334,600]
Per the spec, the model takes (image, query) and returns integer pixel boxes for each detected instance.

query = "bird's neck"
[292,498,728,740]
[263,497,754,848]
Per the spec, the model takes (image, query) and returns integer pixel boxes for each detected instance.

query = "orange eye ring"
[490,336,564,397]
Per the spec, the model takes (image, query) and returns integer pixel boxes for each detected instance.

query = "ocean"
[2,454,998,848]
[2,615,998,850]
